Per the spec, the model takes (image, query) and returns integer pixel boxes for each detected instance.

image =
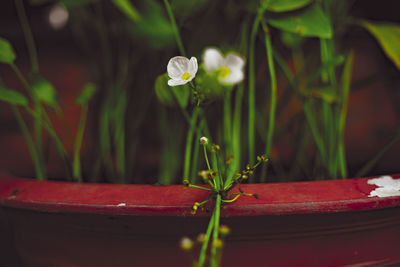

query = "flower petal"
[188,57,198,77]
[203,48,224,72]
[224,53,245,71]
[168,78,188,86]
[167,56,189,79]
[220,68,244,85]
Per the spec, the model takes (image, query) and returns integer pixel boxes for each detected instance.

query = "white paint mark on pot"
[117,203,127,207]
[367,175,400,197]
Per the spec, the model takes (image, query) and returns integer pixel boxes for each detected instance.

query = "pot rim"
[0,174,399,217]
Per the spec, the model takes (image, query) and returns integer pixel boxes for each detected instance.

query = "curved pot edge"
[0,174,399,216]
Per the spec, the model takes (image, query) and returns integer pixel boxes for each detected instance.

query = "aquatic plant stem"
[11,105,45,180]
[273,52,327,164]
[223,91,232,154]
[226,84,244,186]
[73,106,88,183]
[183,107,200,181]
[210,194,222,267]
[337,52,354,179]
[260,21,277,182]
[248,11,263,168]
[197,212,216,267]
[163,0,186,56]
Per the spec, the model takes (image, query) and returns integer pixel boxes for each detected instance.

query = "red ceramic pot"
[1,174,400,267]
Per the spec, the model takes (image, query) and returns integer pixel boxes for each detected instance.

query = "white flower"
[203,48,245,85]
[167,56,198,86]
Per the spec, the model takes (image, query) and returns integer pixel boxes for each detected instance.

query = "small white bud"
[200,136,208,145]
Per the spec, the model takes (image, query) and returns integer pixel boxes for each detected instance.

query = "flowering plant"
[0,0,400,266]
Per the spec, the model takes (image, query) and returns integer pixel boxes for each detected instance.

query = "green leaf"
[76,83,96,105]
[268,4,332,38]
[30,73,58,106]
[155,73,189,108]
[112,0,141,22]
[0,86,28,106]
[360,20,400,69]
[0,37,16,64]
[265,0,312,13]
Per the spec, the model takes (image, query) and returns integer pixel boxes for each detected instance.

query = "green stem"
[210,194,222,267]
[9,63,49,178]
[25,107,70,174]
[10,63,34,97]
[225,84,244,187]
[260,21,277,182]
[197,211,216,267]
[320,38,339,179]
[15,0,39,72]
[248,11,263,166]
[12,105,45,180]
[223,91,232,153]
[114,96,127,183]
[73,105,88,183]
[163,0,186,56]
[190,124,202,184]
[183,107,200,181]
[337,52,354,179]
[203,145,212,172]
[211,150,223,191]
[273,53,327,163]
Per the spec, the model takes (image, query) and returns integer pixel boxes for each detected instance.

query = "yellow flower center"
[181,72,191,80]
[218,66,230,79]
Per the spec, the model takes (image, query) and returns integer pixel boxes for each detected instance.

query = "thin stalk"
[248,11,263,166]
[210,194,222,267]
[197,212,216,267]
[183,107,200,180]
[320,39,334,177]
[33,100,45,177]
[10,63,34,97]
[25,107,70,174]
[260,21,277,182]
[114,98,127,183]
[223,91,232,153]
[211,151,223,190]
[225,84,244,187]
[12,105,45,180]
[15,0,39,72]
[203,145,212,172]
[9,63,45,171]
[337,52,354,179]
[190,125,202,184]
[73,105,88,183]
[163,0,186,56]
[273,53,327,163]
